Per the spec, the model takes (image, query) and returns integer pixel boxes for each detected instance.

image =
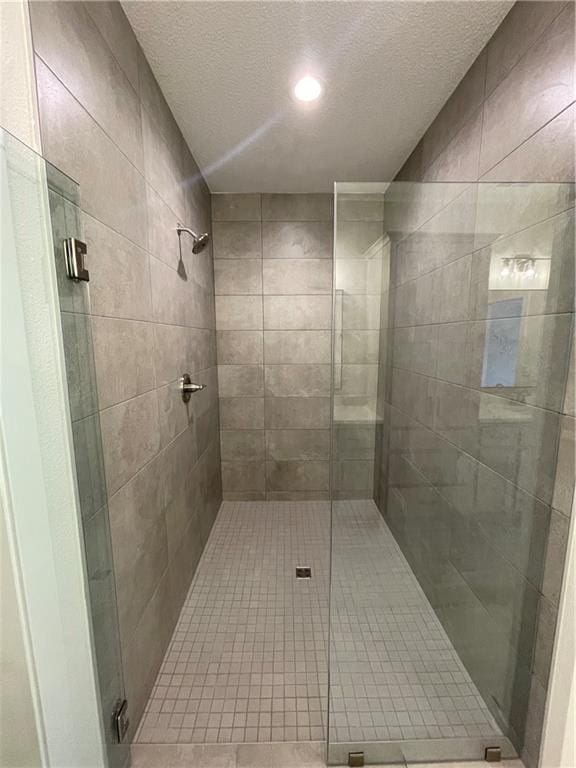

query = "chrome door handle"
[180,373,205,403]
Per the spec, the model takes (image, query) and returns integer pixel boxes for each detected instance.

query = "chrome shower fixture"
[176,224,210,253]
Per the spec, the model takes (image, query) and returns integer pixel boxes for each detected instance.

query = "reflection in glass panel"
[328,182,574,765]
[481,300,522,388]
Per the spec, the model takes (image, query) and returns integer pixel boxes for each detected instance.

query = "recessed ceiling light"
[293,75,322,102]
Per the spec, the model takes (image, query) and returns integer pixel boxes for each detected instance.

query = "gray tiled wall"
[30,0,221,734]
[376,3,575,765]
[213,193,334,500]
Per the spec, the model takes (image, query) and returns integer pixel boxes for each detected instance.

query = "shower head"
[176,225,210,253]
[192,232,210,253]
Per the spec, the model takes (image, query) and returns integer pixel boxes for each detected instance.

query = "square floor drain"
[296,566,311,578]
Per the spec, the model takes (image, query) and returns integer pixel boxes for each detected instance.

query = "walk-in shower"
[4,2,574,767]
[130,181,574,764]
[4,140,574,768]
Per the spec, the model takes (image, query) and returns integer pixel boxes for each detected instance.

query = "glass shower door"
[46,163,129,768]
[328,181,575,764]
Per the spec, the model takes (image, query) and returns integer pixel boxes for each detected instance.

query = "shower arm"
[176,224,199,239]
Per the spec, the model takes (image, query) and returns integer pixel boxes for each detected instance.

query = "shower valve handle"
[180,373,205,403]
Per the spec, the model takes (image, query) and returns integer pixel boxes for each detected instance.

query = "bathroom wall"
[30,0,221,732]
[375,2,575,765]
[213,193,333,500]
[0,5,42,766]
[0,0,40,151]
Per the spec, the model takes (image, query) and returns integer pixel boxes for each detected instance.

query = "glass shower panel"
[328,181,575,764]
[329,184,396,766]
[46,164,129,768]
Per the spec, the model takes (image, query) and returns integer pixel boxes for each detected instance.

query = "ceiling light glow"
[294,75,322,102]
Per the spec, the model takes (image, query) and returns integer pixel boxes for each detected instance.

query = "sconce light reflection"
[500,256,537,280]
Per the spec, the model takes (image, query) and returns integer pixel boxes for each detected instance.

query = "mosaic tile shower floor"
[135,500,501,745]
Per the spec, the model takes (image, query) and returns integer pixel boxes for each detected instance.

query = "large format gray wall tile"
[266,430,330,461]
[264,364,331,398]
[84,0,140,90]
[213,194,334,499]
[100,391,160,496]
[141,107,186,220]
[84,214,153,321]
[153,326,214,387]
[262,193,333,221]
[265,398,330,429]
[263,221,333,259]
[263,295,332,330]
[264,330,331,364]
[221,461,266,492]
[481,104,575,184]
[212,221,262,259]
[484,1,566,96]
[92,317,156,409]
[220,430,265,462]
[36,58,148,249]
[421,50,487,171]
[215,295,263,330]
[266,460,329,492]
[218,365,264,397]
[156,381,194,449]
[219,397,265,430]
[120,569,175,736]
[31,0,221,737]
[31,0,143,170]
[263,259,332,295]
[214,259,262,295]
[423,108,482,183]
[145,183,181,269]
[212,193,261,221]
[480,3,575,176]
[217,330,263,364]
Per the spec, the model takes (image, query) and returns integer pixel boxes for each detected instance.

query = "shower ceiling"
[122,0,512,193]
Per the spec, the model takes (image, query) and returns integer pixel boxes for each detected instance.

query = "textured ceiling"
[122,1,512,192]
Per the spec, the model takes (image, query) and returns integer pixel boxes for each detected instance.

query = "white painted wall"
[540,492,576,768]
[0,3,43,765]
[0,508,43,768]
[0,0,40,151]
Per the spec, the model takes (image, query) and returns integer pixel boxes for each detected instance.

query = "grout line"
[479,100,576,181]
[482,1,572,104]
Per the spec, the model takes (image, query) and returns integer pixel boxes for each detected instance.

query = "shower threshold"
[130,741,524,768]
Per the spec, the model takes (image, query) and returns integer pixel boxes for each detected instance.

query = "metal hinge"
[112,699,129,743]
[296,566,311,579]
[64,237,89,281]
[485,747,502,762]
[349,752,364,767]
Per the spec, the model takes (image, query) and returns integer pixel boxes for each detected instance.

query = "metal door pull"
[64,237,89,281]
